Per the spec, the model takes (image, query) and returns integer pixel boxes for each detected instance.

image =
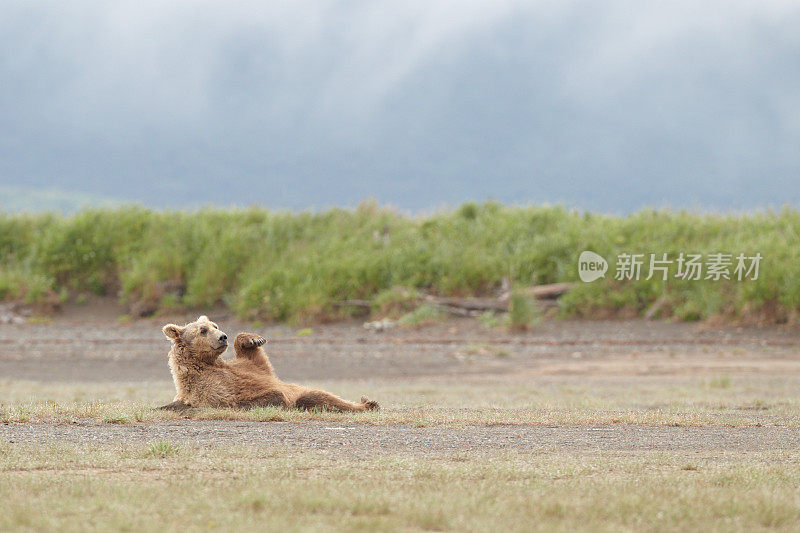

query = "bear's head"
[162,315,228,362]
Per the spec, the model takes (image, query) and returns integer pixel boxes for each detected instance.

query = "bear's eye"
[200,327,208,335]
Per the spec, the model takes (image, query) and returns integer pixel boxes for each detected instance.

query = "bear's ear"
[163,324,184,341]
[197,315,209,323]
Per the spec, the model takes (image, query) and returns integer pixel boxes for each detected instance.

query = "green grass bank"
[1,201,797,324]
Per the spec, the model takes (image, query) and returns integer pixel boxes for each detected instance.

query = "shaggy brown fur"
[159,316,379,412]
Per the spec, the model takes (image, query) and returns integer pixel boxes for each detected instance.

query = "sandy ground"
[1,306,799,453]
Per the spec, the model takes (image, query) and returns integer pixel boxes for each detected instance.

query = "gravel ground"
[3,420,798,456]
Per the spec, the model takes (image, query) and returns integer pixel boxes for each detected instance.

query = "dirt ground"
[1,305,799,453]
[2,305,799,383]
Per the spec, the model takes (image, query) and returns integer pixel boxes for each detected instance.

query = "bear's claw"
[238,333,267,348]
[247,336,266,348]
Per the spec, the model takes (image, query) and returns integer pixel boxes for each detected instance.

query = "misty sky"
[1,1,799,212]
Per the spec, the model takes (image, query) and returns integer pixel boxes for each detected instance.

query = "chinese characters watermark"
[579,251,761,283]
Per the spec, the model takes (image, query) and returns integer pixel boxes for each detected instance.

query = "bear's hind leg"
[240,390,290,409]
[294,390,379,412]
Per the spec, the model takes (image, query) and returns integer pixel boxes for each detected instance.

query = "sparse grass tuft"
[103,415,132,424]
[708,376,732,389]
[478,310,501,329]
[144,441,178,458]
[371,286,421,318]
[399,304,444,328]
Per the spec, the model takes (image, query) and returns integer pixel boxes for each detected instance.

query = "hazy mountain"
[1,1,799,213]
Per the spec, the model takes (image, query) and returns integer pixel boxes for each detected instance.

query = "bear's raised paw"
[236,333,267,349]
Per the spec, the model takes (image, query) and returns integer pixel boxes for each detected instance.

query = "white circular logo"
[578,251,608,282]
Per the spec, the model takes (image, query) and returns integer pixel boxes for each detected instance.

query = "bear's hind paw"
[360,396,380,411]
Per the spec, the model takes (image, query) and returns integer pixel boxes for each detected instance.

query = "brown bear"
[159,315,379,412]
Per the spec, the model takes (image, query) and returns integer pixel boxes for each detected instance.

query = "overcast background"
[1,1,799,213]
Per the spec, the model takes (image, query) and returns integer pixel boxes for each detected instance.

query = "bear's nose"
[219,334,228,343]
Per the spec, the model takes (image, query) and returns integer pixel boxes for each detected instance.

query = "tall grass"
[1,201,797,324]
[508,292,540,331]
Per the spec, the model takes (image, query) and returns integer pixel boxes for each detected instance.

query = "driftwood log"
[511,282,574,300]
[334,283,574,316]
